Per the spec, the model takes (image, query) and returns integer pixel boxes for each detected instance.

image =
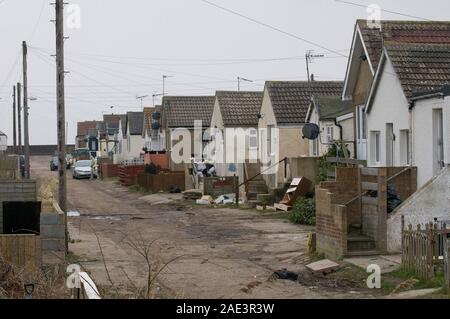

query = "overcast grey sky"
[0,0,449,145]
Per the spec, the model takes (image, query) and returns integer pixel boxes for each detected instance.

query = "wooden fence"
[401,219,444,279]
[0,234,41,269]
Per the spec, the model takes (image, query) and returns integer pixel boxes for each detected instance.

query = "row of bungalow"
[76,19,450,198]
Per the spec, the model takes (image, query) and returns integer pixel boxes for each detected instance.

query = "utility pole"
[305,50,324,89]
[12,86,17,152]
[23,41,31,179]
[55,0,67,216]
[17,83,22,154]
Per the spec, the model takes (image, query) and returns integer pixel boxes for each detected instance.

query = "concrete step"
[345,250,381,257]
[347,235,376,251]
[256,193,275,205]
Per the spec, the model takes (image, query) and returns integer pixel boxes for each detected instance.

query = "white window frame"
[371,131,381,165]
[248,128,258,150]
[400,129,410,165]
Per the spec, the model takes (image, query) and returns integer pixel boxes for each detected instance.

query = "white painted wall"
[366,56,411,168]
[387,167,450,253]
[412,96,450,187]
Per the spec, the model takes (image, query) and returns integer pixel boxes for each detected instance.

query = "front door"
[386,123,394,166]
[356,105,367,160]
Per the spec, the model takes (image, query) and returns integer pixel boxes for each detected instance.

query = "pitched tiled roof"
[77,121,98,137]
[127,112,144,135]
[163,96,215,128]
[385,42,450,97]
[314,96,353,120]
[103,114,123,135]
[357,20,450,71]
[215,91,263,127]
[266,81,344,125]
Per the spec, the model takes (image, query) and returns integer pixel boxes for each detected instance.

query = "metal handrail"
[238,157,287,188]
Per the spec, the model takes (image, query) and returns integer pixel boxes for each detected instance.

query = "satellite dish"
[302,123,320,140]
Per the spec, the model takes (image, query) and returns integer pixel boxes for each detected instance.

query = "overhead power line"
[334,0,433,21]
[200,0,348,58]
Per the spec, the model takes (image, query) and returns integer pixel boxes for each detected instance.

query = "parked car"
[72,160,97,179]
[50,155,72,171]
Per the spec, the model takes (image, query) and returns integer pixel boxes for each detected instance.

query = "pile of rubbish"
[196,193,236,205]
[366,184,403,213]
[192,159,216,178]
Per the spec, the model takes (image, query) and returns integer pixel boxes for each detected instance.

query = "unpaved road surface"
[32,156,376,299]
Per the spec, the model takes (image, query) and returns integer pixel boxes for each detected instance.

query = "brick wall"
[315,168,358,260]
[316,187,348,260]
[0,180,37,233]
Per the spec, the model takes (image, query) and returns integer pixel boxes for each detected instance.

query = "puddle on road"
[67,211,81,217]
[89,216,122,221]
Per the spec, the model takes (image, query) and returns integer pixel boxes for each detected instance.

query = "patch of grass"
[382,268,445,294]
[128,185,152,195]
[327,262,369,289]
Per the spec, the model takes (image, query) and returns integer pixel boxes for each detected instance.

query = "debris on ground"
[214,194,235,205]
[306,259,339,274]
[271,269,299,281]
[183,189,203,200]
[391,278,420,294]
[196,195,214,205]
[169,187,182,194]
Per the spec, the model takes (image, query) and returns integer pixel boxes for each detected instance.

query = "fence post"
[444,231,450,291]
[234,174,239,207]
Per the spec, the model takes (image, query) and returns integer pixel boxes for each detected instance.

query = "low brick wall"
[315,168,359,260]
[101,163,120,178]
[119,165,145,186]
[138,172,185,192]
[144,153,170,170]
[203,177,238,197]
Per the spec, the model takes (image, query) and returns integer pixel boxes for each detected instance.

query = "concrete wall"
[387,166,450,253]
[288,157,319,187]
[0,135,7,151]
[0,180,37,234]
[367,56,411,168]
[413,96,450,187]
[40,209,66,265]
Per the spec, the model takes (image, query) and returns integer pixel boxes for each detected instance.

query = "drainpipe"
[334,118,344,141]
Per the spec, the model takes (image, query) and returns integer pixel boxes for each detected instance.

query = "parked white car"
[72,160,97,179]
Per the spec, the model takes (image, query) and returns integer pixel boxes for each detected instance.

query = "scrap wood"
[279,177,312,206]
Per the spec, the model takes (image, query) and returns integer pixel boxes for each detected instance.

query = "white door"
[356,105,367,160]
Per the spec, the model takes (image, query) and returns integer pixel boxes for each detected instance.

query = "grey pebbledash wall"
[40,212,66,264]
[387,166,450,253]
[0,180,37,233]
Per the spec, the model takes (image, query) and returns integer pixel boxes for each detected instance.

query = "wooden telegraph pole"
[17,83,22,154]
[12,86,17,152]
[23,41,31,179]
[55,0,68,251]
